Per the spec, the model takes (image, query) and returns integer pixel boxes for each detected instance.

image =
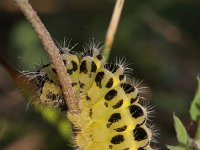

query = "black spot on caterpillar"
[80,60,88,74]
[106,78,114,88]
[114,125,127,132]
[95,71,105,88]
[108,113,121,123]
[112,99,123,109]
[129,105,144,119]
[105,89,118,101]
[91,61,97,73]
[133,126,148,141]
[110,135,124,144]
[121,83,135,94]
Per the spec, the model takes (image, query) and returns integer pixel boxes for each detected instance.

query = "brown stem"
[104,0,125,62]
[13,0,78,114]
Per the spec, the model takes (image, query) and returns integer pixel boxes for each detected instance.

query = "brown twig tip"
[13,0,78,114]
[13,0,29,4]
[13,0,24,1]
[104,0,125,61]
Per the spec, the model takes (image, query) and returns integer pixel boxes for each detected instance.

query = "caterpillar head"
[39,80,67,111]
[37,64,59,85]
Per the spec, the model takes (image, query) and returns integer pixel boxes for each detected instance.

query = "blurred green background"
[0,0,200,149]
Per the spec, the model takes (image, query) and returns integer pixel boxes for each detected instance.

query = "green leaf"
[166,145,186,150]
[190,75,200,121]
[173,114,188,145]
[195,121,200,140]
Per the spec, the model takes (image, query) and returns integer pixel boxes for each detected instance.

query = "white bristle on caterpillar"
[24,40,157,150]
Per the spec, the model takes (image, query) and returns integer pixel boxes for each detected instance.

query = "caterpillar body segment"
[76,102,148,149]
[77,62,129,131]
[27,43,156,150]
[90,83,139,120]
[61,52,80,95]
[78,63,127,110]
[78,55,102,94]
[77,124,152,150]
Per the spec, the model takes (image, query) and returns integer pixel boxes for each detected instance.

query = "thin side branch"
[104,0,125,62]
[13,0,78,114]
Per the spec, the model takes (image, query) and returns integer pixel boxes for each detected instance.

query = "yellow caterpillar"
[30,42,155,150]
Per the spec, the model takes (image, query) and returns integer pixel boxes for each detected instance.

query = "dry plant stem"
[104,0,125,62]
[13,0,78,114]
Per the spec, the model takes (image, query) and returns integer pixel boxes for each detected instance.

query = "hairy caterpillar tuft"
[24,40,157,150]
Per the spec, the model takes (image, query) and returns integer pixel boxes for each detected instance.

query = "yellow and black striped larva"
[25,41,157,150]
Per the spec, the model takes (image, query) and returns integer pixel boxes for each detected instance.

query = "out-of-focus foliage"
[173,115,188,146]
[167,115,188,150]
[0,0,200,149]
[190,76,200,140]
[190,76,200,122]
[167,77,200,150]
